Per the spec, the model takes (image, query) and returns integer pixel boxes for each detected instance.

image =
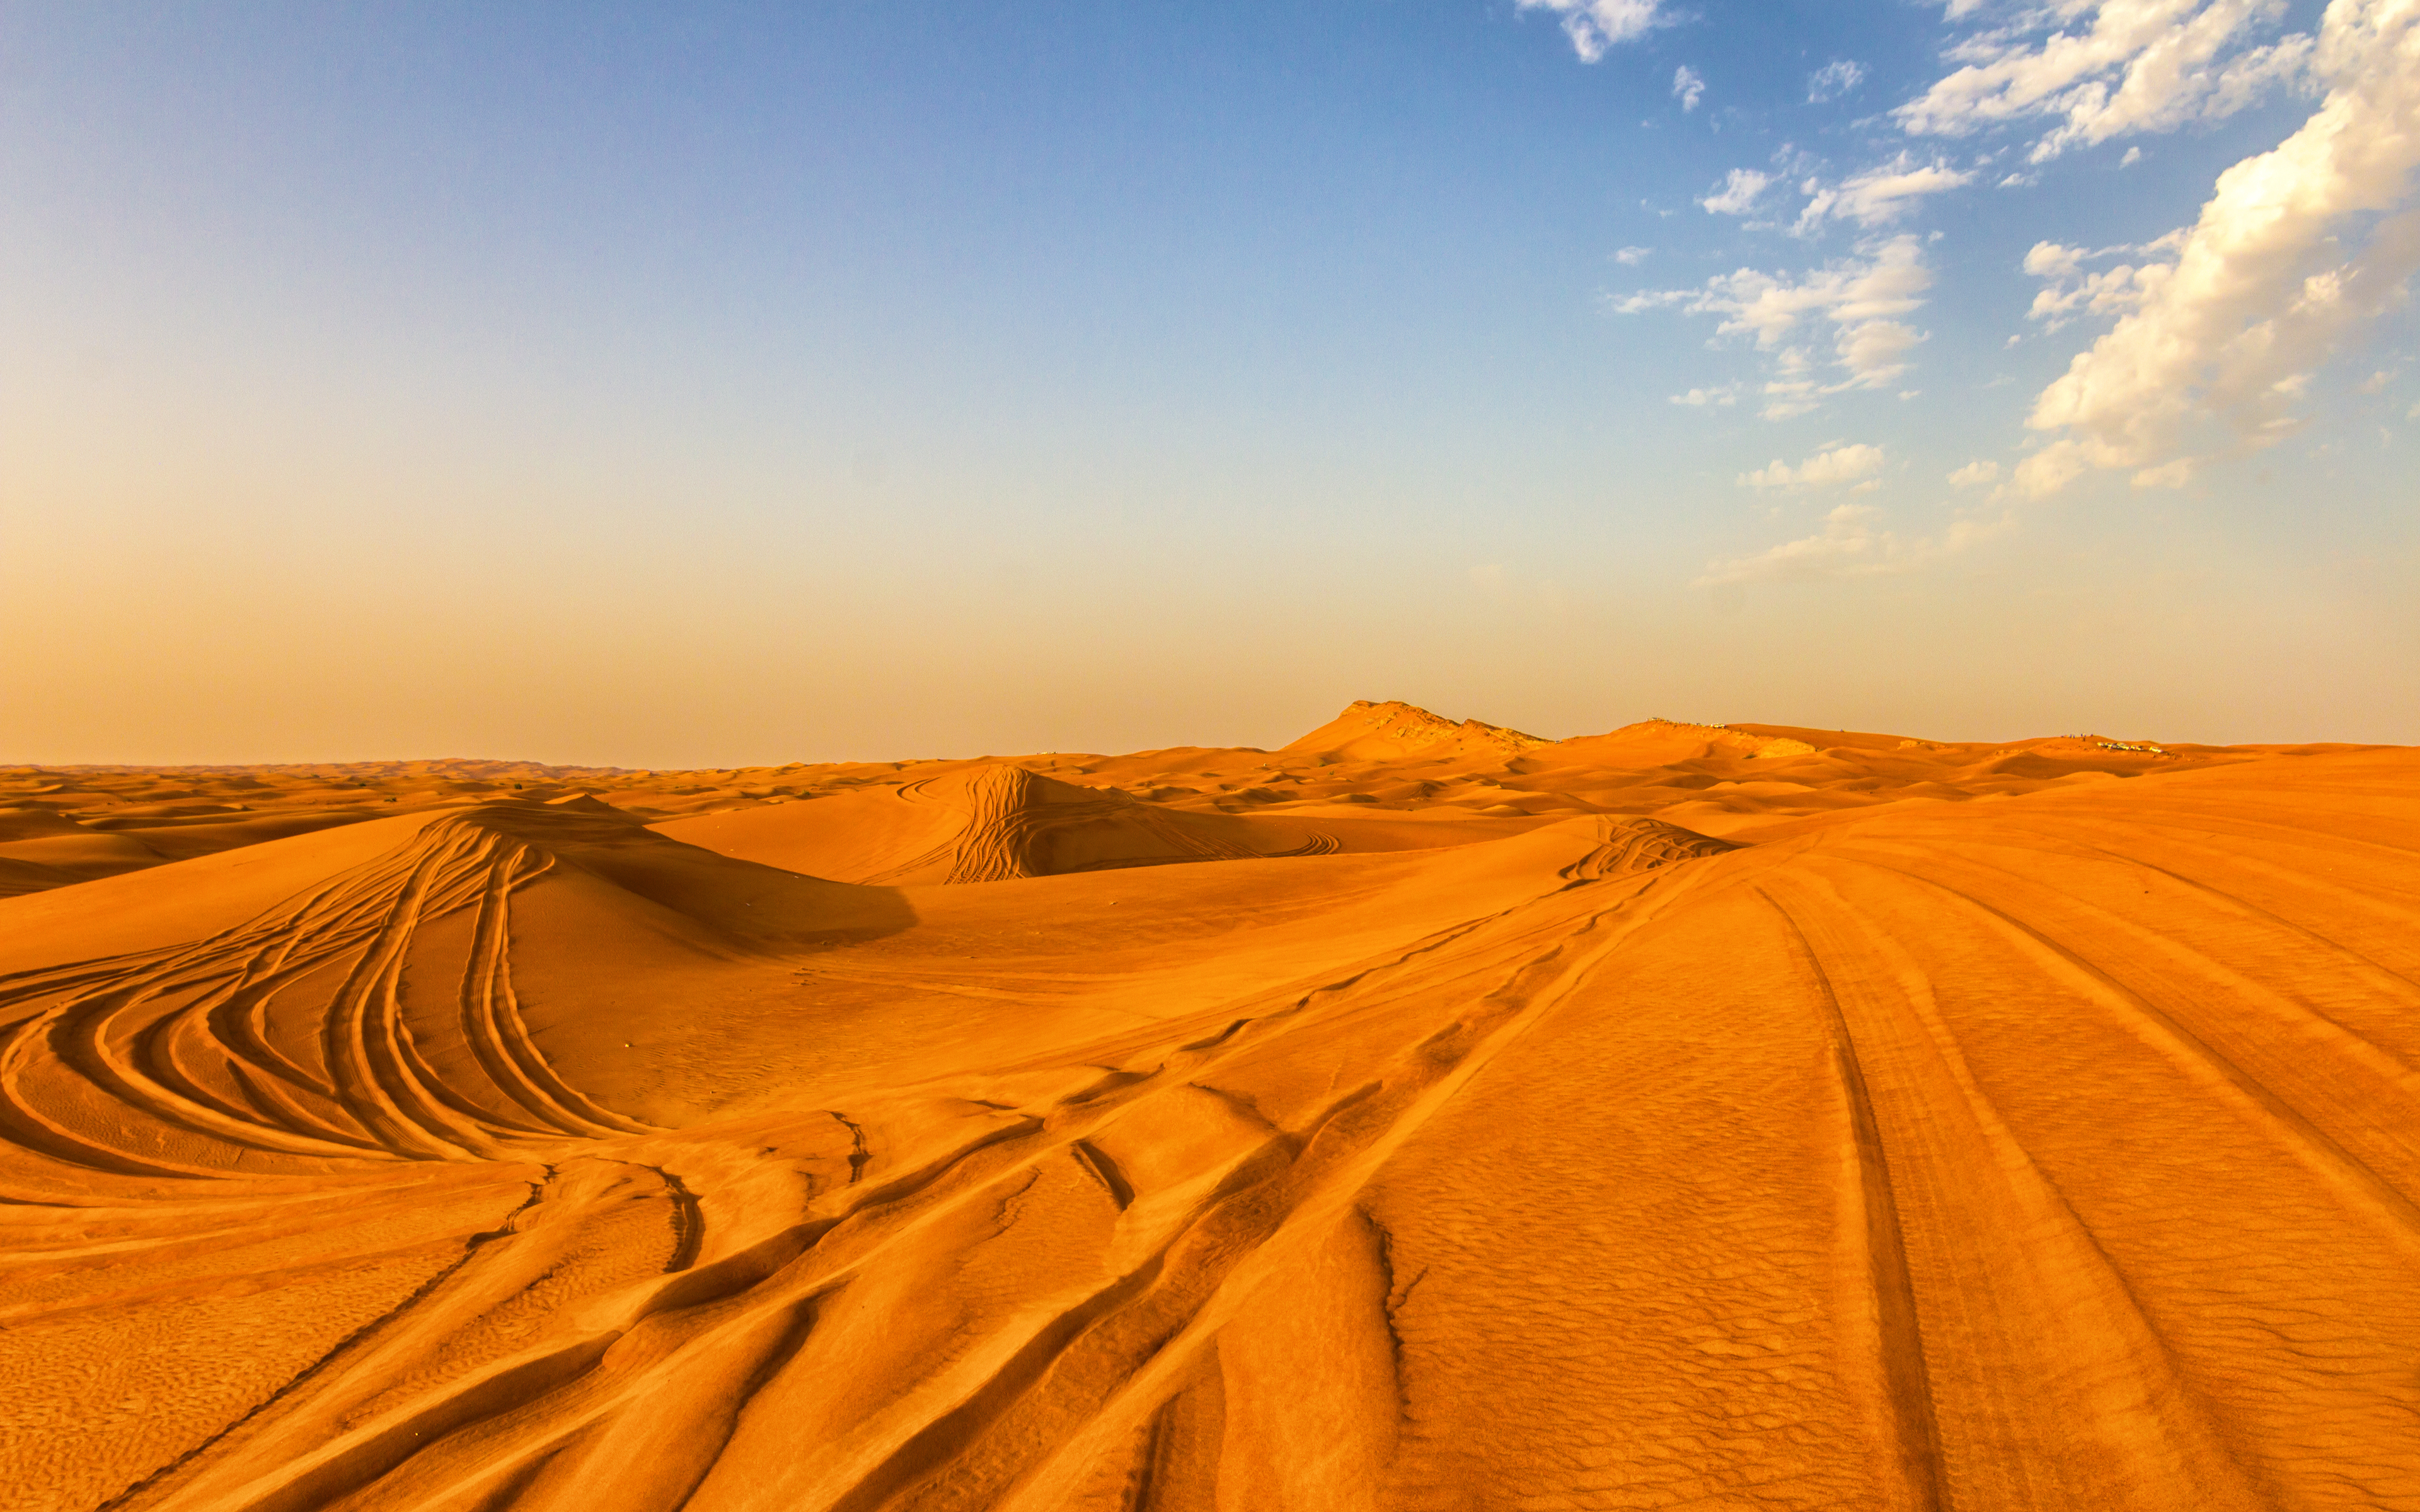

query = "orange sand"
[3,701,2416,1509]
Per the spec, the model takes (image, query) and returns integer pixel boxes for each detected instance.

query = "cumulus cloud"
[1797,154,1977,232]
[1517,0,1666,61]
[1615,234,1935,416]
[2024,241,2087,280]
[1809,59,1868,102]
[1948,459,2002,486]
[1674,65,1706,111]
[2019,0,2420,494]
[1897,0,2317,162]
[1700,168,1772,215]
[2027,258,2146,329]
[1740,442,1888,490]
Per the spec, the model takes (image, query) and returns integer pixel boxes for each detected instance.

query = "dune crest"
[656,761,1340,885]
[1281,698,1550,761]
[4,715,2417,1509]
[1579,716,1821,760]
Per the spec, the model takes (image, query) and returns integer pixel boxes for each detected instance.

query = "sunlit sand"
[5,700,2416,1509]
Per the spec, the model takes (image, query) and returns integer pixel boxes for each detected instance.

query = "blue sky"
[4,1,2414,762]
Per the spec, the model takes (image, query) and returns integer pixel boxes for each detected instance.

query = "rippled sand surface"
[5,704,2416,1511]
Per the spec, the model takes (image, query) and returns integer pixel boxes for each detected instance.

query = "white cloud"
[1615,245,1654,265]
[1517,0,1667,61]
[1797,154,1977,232]
[2024,241,2087,279]
[2021,231,2189,328]
[1833,318,1926,382]
[2020,0,2420,495]
[1897,0,2317,162]
[1948,459,2002,486]
[1618,237,1939,417]
[2027,260,2162,328]
[1670,384,1740,406]
[1695,503,1912,585]
[1741,442,1888,490]
[1700,168,1772,215]
[1674,65,1706,112]
[1809,60,1868,103]
[2011,441,2090,496]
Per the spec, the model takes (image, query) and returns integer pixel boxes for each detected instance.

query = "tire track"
[1757,869,2271,1512]
[1839,852,2420,1262]
[1766,893,1945,1512]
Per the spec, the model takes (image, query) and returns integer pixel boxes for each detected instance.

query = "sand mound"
[1564,716,1820,763]
[655,761,1340,885]
[5,721,2418,1510]
[0,807,166,896]
[1281,699,1550,761]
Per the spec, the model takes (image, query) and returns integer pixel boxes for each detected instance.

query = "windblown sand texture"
[5,700,2418,1511]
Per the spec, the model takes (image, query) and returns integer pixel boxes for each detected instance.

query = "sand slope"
[3,706,2417,1510]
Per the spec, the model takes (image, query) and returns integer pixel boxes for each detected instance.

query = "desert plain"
[3,699,2418,1511]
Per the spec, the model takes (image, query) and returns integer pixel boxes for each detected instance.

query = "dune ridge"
[4,702,2417,1511]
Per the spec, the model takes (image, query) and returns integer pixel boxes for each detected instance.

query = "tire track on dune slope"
[91,1171,557,1512]
[457,858,657,1141]
[17,806,1766,1512]
[1838,851,2420,1264]
[132,1116,1042,1512]
[308,893,1635,1512]
[1874,837,2420,1146]
[1981,815,2420,994]
[187,852,1746,1512]
[0,813,666,1182]
[968,858,1746,1512]
[1755,873,2271,1512]
[0,809,741,1512]
[1770,899,1945,1512]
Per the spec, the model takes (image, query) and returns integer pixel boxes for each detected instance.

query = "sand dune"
[654,762,1349,885]
[4,704,2416,1509]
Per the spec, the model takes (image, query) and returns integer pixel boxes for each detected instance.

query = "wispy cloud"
[1615,234,1935,417]
[1673,64,1706,112]
[1694,500,2017,586]
[1947,459,2000,488]
[2020,236,2182,329]
[1808,59,1867,103]
[2018,0,2420,494]
[1897,0,2315,162]
[1740,442,1887,490]
[1796,154,1976,232]
[1670,384,1740,406]
[1516,0,1667,61]
[1695,503,1908,585]
[1614,245,1654,265]
[1699,168,1772,215]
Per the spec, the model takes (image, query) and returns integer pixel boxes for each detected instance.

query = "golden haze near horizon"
[4,698,2419,1511]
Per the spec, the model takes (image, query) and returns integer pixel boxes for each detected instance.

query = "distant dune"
[3,703,2416,1509]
